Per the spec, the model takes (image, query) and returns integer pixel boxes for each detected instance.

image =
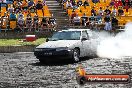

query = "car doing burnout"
[34,29,99,62]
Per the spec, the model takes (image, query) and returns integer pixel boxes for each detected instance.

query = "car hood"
[36,40,79,48]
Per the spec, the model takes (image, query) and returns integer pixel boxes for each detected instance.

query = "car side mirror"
[81,38,87,41]
[46,38,49,42]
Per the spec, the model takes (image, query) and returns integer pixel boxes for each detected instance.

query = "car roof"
[60,29,91,32]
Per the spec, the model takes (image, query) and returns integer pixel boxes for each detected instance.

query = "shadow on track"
[29,56,96,66]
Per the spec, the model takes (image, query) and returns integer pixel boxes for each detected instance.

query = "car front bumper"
[34,49,73,59]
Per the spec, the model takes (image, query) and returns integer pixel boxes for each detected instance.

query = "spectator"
[41,17,49,30]
[111,16,118,30]
[91,7,96,16]
[73,14,81,26]
[104,6,111,16]
[70,10,77,23]
[17,14,24,31]
[33,14,39,31]
[28,0,35,7]
[8,4,14,13]
[109,0,115,7]
[98,7,104,16]
[96,13,102,24]
[26,14,32,31]
[118,6,124,16]
[21,0,28,9]
[17,11,24,19]
[83,0,89,6]
[92,0,100,4]
[81,13,88,26]
[66,0,73,9]
[71,0,76,6]
[77,0,83,6]
[104,15,112,31]
[112,6,117,16]
[72,3,78,9]
[36,0,43,10]
[17,0,22,7]
[1,12,8,29]
[121,0,125,6]
[9,12,16,20]
[14,6,22,14]
[0,0,6,3]
[48,15,56,28]
[125,3,129,12]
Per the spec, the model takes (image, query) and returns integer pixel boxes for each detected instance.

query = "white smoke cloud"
[97,22,132,59]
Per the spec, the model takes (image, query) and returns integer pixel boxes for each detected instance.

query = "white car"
[34,29,99,62]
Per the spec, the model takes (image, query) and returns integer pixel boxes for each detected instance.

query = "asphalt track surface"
[0,52,131,88]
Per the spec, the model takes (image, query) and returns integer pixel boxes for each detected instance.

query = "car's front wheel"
[36,56,45,63]
[73,48,80,62]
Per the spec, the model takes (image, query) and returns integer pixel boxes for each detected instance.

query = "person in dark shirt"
[104,15,110,22]
[104,6,111,15]
[77,0,83,6]
[26,14,32,31]
[111,16,118,30]
[81,13,88,26]
[70,10,77,23]
[41,17,49,30]
[91,7,96,16]
[48,16,56,28]
[104,15,112,31]
[28,0,35,7]
[33,14,39,31]
[36,1,43,10]
[118,7,124,16]
[14,6,21,14]
[83,0,89,6]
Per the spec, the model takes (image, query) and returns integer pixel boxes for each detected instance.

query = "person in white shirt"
[112,7,117,16]
[0,0,6,3]
[73,14,81,26]
[98,7,104,16]
[66,1,73,9]
[17,14,24,31]
[8,4,14,13]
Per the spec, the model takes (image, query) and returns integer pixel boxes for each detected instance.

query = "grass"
[0,38,46,46]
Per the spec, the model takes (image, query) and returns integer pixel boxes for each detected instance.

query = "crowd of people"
[0,0,56,32]
[62,0,132,31]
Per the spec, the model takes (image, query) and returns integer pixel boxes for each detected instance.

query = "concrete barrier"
[0,46,37,53]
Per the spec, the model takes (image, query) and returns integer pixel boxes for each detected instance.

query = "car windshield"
[51,31,81,40]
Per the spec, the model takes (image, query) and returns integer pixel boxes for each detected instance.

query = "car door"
[81,31,92,56]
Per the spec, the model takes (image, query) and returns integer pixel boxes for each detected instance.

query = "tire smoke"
[97,22,132,58]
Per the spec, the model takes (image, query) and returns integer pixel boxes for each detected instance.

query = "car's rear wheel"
[73,48,80,62]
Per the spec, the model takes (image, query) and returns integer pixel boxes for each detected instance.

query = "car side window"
[82,31,89,39]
